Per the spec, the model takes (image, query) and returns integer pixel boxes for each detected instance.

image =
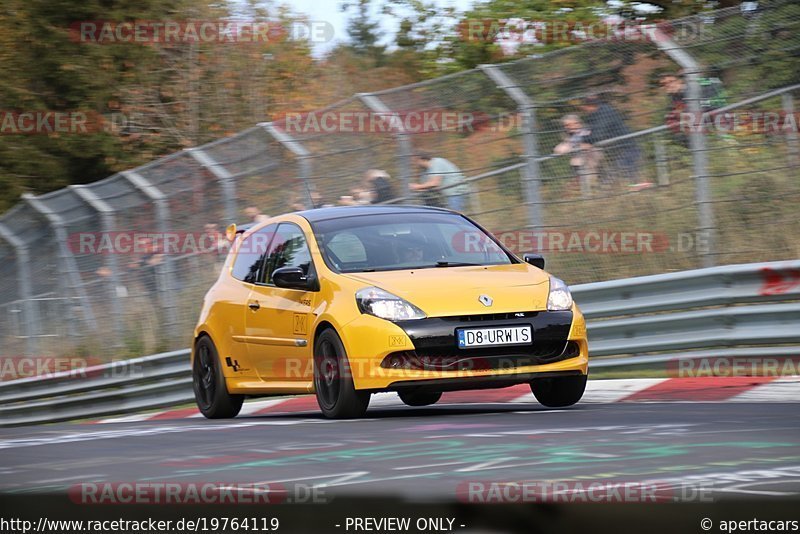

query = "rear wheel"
[313,329,370,419]
[398,390,442,407]
[530,374,587,408]
[193,336,244,419]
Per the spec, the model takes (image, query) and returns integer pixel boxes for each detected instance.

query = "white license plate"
[456,325,533,349]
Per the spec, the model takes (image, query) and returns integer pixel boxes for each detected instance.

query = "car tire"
[313,329,371,419]
[193,336,244,419]
[398,390,442,407]
[530,374,587,408]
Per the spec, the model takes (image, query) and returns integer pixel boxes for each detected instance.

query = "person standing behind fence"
[340,170,396,206]
[660,72,728,147]
[554,114,601,193]
[410,152,471,212]
[365,169,395,204]
[579,95,651,191]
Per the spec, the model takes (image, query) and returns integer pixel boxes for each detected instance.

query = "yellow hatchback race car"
[192,206,588,419]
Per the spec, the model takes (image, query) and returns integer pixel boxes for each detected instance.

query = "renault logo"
[479,294,493,307]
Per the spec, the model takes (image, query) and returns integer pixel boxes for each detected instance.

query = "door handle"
[248,301,260,311]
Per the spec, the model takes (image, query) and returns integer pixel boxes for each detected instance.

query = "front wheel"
[530,374,587,408]
[193,336,244,419]
[314,329,370,419]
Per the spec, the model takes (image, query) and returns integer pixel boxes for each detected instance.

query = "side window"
[231,225,277,283]
[327,232,367,263]
[264,223,313,285]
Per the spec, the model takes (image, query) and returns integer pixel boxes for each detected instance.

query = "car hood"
[343,263,550,317]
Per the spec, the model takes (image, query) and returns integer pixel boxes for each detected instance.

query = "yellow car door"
[222,223,278,378]
[246,222,316,382]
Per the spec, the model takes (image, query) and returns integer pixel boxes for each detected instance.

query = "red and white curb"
[91,376,800,424]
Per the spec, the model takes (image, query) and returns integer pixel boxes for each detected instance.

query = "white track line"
[583,378,669,403]
[236,398,295,417]
[513,378,669,404]
[729,376,800,402]
[94,413,158,424]
[90,377,799,424]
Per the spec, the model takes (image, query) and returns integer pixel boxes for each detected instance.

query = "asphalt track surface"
[2,400,799,501]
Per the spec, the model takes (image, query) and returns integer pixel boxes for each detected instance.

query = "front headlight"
[547,276,573,311]
[356,287,426,321]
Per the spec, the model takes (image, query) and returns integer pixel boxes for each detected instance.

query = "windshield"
[312,212,515,273]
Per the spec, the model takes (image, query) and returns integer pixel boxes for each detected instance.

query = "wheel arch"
[313,320,336,347]
[191,329,213,365]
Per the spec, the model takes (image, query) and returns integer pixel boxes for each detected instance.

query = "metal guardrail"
[0,349,192,427]
[573,259,800,363]
[0,260,798,426]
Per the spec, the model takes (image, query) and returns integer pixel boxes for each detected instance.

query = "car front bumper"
[341,306,588,391]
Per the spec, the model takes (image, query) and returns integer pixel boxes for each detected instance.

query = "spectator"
[660,72,728,147]
[339,188,372,206]
[126,236,165,293]
[291,189,333,210]
[661,72,727,114]
[244,206,270,224]
[410,152,472,212]
[554,114,601,193]
[578,95,652,190]
[661,74,687,112]
[340,170,396,206]
[364,169,395,204]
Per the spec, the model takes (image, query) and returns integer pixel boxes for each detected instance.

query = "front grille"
[442,311,539,322]
[392,309,575,372]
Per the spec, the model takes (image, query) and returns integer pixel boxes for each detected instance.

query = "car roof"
[294,204,455,223]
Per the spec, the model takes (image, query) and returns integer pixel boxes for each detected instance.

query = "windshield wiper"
[435,261,481,268]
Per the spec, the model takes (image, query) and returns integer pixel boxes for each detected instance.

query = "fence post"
[654,134,671,186]
[261,123,315,208]
[782,91,800,168]
[653,30,715,268]
[357,93,414,199]
[479,65,544,231]
[122,171,179,340]
[0,223,38,356]
[187,148,238,224]
[69,185,125,346]
[22,193,97,333]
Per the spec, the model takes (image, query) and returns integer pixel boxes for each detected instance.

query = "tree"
[0,0,324,212]
[340,0,386,65]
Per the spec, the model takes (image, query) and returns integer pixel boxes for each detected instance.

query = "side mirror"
[272,266,315,291]
[225,223,237,242]
[523,253,545,270]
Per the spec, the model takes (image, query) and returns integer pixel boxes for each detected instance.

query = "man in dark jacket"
[579,95,651,190]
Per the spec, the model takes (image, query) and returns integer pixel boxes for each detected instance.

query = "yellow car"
[192,206,588,419]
